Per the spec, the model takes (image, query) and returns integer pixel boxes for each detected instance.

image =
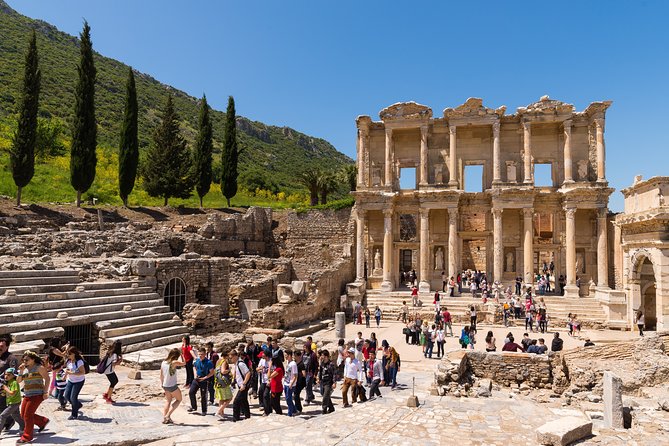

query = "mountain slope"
[0,0,352,196]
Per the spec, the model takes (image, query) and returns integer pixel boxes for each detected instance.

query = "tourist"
[411,269,417,286]
[485,331,496,352]
[213,350,233,420]
[374,306,382,328]
[526,339,540,353]
[469,279,477,296]
[353,301,361,324]
[317,350,336,414]
[551,332,564,352]
[537,306,547,333]
[584,338,595,347]
[398,301,408,323]
[336,338,346,379]
[230,349,252,421]
[268,353,284,415]
[303,343,318,405]
[16,351,50,444]
[0,336,19,432]
[435,324,445,358]
[515,276,522,295]
[63,346,86,420]
[469,305,477,333]
[292,350,305,414]
[558,275,566,295]
[636,310,645,336]
[513,297,522,319]
[364,307,371,328]
[0,368,24,436]
[364,350,381,400]
[442,307,453,336]
[257,349,270,416]
[380,340,390,384]
[180,335,194,388]
[404,322,413,344]
[502,335,524,352]
[386,346,400,389]
[270,338,284,363]
[502,300,511,327]
[46,337,67,397]
[100,340,123,404]
[525,305,534,332]
[160,348,185,424]
[341,348,360,407]
[421,321,429,355]
[282,350,298,417]
[412,317,421,345]
[369,332,378,351]
[459,326,470,349]
[457,273,462,294]
[187,348,214,416]
[357,305,363,325]
[571,314,582,337]
[54,367,67,411]
[425,324,436,359]
[411,286,419,306]
[203,342,220,405]
[468,328,476,350]
[536,338,548,353]
[521,333,532,351]
[441,270,447,292]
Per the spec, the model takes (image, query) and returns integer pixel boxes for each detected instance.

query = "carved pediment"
[517,95,575,116]
[379,102,432,121]
[443,97,506,120]
[583,100,613,117]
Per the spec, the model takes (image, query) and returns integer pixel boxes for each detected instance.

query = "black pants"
[270,391,282,414]
[185,359,194,386]
[261,383,271,415]
[321,384,334,414]
[189,379,208,413]
[305,375,315,402]
[369,379,382,398]
[294,381,304,413]
[208,376,215,403]
[436,341,445,358]
[232,386,250,420]
[470,316,477,333]
[405,331,411,344]
[250,370,258,397]
[106,372,119,389]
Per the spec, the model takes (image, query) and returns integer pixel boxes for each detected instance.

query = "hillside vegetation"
[0,0,353,207]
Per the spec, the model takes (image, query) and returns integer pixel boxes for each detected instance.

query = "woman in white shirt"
[160,348,186,424]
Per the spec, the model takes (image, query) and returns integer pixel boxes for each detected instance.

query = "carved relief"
[577,160,589,181]
[443,97,506,119]
[434,164,443,184]
[505,250,515,272]
[371,162,382,186]
[506,161,517,183]
[434,247,444,271]
[380,102,432,121]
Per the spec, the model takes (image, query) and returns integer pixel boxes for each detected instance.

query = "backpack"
[82,359,91,374]
[96,354,110,374]
[215,368,232,388]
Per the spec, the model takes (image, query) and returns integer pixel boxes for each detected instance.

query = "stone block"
[536,416,592,446]
[603,370,624,428]
[127,369,142,380]
[406,395,419,407]
[56,312,68,319]
[133,259,156,276]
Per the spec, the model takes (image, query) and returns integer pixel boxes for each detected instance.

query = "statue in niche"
[577,160,588,181]
[371,163,382,186]
[374,249,382,271]
[506,161,517,183]
[434,164,443,184]
[505,251,515,272]
[576,252,585,273]
[434,247,444,271]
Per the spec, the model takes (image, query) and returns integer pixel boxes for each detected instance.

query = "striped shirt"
[22,366,44,397]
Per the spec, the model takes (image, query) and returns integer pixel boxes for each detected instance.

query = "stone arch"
[164,276,187,318]
[628,250,658,331]
[629,248,654,282]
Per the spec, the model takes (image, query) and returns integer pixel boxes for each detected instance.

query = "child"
[0,368,25,434]
[54,368,68,410]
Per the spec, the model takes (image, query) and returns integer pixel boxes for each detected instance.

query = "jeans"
[56,387,66,407]
[375,316,381,327]
[232,386,250,420]
[189,378,208,413]
[436,341,445,358]
[283,385,296,416]
[64,380,84,418]
[388,366,398,387]
[0,403,23,434]
[258,382,267,413]
[425,340,434,358]
[321,383,334,414]
[369,379,382,398]
[293,381,303,413]
[305,375,315,402]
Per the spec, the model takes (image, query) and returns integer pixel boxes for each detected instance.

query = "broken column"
[603,370,624,428]
[335,311,346,339]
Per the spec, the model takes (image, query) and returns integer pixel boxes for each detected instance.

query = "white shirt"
[161,360,178,388]
[66,359,86,383]
[343,357,360,380]
[283,360,298,387]
[235,360,249,389]
[103,353,118,375]
[257,358,268,384]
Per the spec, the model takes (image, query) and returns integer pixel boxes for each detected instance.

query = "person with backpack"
[99,340,123,404]
[187,348,214,416]
[256,349,270,416]
[244,340,261,399]
[302,343,318,405]
[317,350,336,414]
[230,349,251,421]
[63,346,86,420]
[213,350,233,420]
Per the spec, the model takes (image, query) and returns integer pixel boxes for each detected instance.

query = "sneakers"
[186,407,196,413]
[67,415,77,420]
[56,405,68,411]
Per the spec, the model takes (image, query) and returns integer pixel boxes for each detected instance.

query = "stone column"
[563,120,574,183]
[603,371,624,428]
[492,121,502,185]
[357,128,368,187]
[448,125,458,188]
[385,128,393,187]
[523,208,534,284]
[564,207,579,297]
[419,125,429,186]
[595,118,606,182]
[419,208,430,292]
[355,208,366,282]
[523,121,532,184]
[448,208,458,283]
[335,312,346,339]
[381,208,394,292]
[597,208,609,288]
[492,208,503,282]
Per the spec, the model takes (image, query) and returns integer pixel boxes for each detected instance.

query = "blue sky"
[7,1,669,211]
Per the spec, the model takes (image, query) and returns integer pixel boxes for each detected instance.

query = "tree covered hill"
[0,0,352,197]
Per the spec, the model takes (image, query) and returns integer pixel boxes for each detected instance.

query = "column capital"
[492,208,503,218]
[419,207,430,219]
[359,127,369,138]
[522,121,531,132]
[355,207,367,219]
[594,118,605,130]
[492,121,500,134]
[597,207,608,219]
[447,207,458,218]
[522,208,534,218]
[448,125,457,135]
[420,124,429,134]
[382,208,394,219]
[563,119,572,132]
[564,207,577,219]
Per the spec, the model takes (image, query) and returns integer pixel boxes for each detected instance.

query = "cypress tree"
[70,21,97,207]
[10,30,40,206]
[221,96,238,207]
[193,94,213,208]
[118,68,138,207]
[142,95,193,206]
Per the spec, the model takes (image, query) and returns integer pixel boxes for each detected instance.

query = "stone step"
[0,306,172,336]
[12,326,65,343]
[118,332,190,355]
[105,326,190,348]
[0,275,80,288]
[98,319,184,339]
[95,312,176,331]
[1,292,160,314]
[122,342,181,370]
[0,280,143,297]
[11,339,45,352]
[0,298,165,325]
[0,286,155,304]
[284,319,334,338]
[0,269,79,279]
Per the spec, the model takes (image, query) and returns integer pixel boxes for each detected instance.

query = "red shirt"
[442,311,451,323]
[181,345,193,362]
[270,366,284,393]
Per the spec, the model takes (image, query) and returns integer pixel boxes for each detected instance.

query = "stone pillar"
[523,122,532,184]
[492,121,501,185]
[381,208,393,292]
[563,120,574,184]
[603,371,624,428]
[385,128,393,187]
[523,208,534,284]
[448,208,458,283]
[419,125,429,186]
[358,128,368,187]
[564,207,579,297]
[595,118,606,182]
[335,312,346,339]
[355,208,366,282]
[448,125,458,188]
[492,208,503,282]
[597,208,609,288]
[419,208,430,292]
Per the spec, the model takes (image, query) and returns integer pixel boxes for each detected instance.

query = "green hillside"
[0,0,353,206]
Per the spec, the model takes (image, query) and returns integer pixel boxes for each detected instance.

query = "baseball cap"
[4,368,16,376]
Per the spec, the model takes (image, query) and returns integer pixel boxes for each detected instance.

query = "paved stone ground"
[1,319,667,445]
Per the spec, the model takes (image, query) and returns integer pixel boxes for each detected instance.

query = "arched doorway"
[164,277,187,318]
[639,257,657,331]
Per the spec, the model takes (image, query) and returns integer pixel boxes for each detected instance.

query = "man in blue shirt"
[187,348,214,416]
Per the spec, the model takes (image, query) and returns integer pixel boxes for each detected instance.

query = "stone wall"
[465,351,553,388]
